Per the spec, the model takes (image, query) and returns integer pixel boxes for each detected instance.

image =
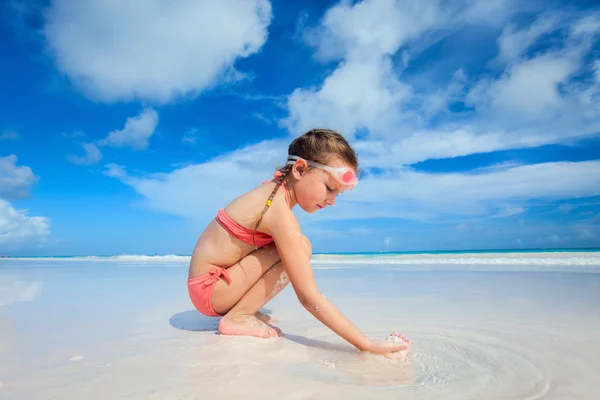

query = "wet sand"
[1,258,599,399]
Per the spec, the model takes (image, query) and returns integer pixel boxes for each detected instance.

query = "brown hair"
[252,128,359,247]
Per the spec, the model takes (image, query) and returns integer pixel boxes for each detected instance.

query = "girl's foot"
[218,314,281,338]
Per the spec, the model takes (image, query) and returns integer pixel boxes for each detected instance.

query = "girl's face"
[292,159,354,213]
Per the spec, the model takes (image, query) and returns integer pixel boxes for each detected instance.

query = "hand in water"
[365,332,411,358]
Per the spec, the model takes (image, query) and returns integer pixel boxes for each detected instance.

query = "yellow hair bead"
[266,199,272,206]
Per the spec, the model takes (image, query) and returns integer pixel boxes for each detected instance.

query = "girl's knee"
[301,235,312,258]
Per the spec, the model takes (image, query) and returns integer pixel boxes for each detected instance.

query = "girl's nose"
[326,195,336,206]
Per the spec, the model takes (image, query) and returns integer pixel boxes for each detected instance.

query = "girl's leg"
[218,261,288,338]
[211,236,312,338]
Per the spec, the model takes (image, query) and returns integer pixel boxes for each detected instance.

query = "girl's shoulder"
[223,179,293,230]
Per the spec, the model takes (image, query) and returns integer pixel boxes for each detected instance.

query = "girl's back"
[189,176,291,278]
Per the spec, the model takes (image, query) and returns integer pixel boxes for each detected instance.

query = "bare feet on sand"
[218,314,282,338]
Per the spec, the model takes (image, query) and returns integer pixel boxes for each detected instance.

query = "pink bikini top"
[215,172,290,248]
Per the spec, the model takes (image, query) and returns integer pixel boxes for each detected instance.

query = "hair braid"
[252,164,293,249]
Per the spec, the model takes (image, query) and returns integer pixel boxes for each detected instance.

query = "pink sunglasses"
[286,155,358,189]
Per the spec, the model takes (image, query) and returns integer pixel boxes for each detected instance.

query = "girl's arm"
[267,209,403,354]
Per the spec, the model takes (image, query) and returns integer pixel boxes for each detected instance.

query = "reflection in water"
[0,275,44,307]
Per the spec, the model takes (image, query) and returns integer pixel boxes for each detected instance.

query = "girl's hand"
[364,332,410,357]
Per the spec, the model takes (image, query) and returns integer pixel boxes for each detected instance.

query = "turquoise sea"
[3,247,599,259]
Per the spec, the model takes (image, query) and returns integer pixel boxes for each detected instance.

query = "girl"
[187,129,410,357]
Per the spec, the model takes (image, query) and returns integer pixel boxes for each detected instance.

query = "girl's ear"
[291,159,308,180]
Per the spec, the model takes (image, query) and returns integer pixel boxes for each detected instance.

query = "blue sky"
[1,0,599,256]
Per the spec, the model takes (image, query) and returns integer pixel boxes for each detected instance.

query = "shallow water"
[1,259,599,399]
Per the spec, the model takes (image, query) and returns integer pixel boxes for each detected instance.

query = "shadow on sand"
[168,308,276,333]
[168,309,357,355]
[169,310,218,333]
[283,334,358,354]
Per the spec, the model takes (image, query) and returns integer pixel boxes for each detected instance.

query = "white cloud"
[464,16,600,146]
[42,0,272,103]
[286,2,600,165]
[460,0,534,25]
[0,198,51,246]
[467,50,581,124]
[352,128,545,167]
[181,129,198,145]
[0,131,19,140]
[253,112,275,125]
[579,60,600,121]
[493,207,525,218]
[497,15,557,62]
[286,0,444,138]
[283,58,413,137]
[104,131,600,224]
[571,13,600,37]
[422,69,467,117]
[78,1,600,239]
[97,108,158,151]
[104,138,288,222]
[66,109,159,158]
[303,0,441,63]
[61,131,85,139]
[103,163,128,180]
[0,155,39,200]
[68,142,103,165]
[317,160,600,221]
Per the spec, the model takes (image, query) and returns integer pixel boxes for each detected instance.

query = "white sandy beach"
[1,253,600,399]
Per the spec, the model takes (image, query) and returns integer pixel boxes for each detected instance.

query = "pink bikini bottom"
[187,267,232,317]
